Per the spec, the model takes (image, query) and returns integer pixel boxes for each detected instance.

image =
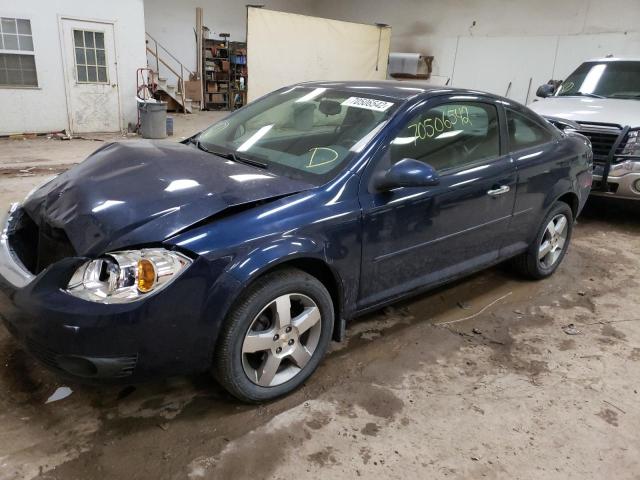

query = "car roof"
[294,80,507,103]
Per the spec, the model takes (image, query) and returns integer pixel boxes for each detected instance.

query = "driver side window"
[390,102,500,172]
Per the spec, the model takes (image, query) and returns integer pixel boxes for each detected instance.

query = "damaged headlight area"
[67,248,192,303]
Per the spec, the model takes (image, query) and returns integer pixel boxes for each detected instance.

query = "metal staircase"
[145,32,195,113]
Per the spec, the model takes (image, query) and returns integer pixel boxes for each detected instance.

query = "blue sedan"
[0,82,592,402]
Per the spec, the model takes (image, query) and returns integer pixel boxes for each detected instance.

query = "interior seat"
[336,107,376,144]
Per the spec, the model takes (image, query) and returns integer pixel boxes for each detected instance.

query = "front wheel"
[512,202,573,279]
[213,268,334,403]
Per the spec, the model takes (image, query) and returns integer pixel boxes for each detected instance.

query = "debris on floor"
[48,131,72,141]
[437,291,513,326]
[562,323,581,335]
[45,386,73,404]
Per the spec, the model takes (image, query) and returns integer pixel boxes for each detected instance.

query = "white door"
[60,18,120,133]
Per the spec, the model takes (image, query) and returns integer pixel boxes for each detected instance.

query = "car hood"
[22,140,313,256]
[529,97,640,128]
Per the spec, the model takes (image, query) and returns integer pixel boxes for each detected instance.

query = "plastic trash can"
[138,101,167,139]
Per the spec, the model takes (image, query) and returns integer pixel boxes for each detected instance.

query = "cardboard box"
[184,80,202,101]
[206,82,218,93]
[221,60,230,72]
[208,93,226,104]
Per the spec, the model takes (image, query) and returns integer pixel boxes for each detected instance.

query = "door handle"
[487,185,510,197]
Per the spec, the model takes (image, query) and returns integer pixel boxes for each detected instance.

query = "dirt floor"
[1,115,639,479]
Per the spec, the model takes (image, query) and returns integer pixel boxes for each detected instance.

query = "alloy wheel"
[538,213,568,269]
[241,293,322,387]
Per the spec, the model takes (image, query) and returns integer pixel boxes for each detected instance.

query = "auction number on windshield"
[407,107,472,145]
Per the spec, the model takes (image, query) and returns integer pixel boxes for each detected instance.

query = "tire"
[213,268,334,403]
[512,202,573,280]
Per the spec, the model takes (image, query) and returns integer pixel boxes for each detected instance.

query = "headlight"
[621,129,640,158]
[67,248,192,303]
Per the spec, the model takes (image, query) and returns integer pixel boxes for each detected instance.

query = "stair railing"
[145,32,195,112]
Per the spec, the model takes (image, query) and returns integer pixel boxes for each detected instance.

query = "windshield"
[197,86,398,184]
[557,61,640,100]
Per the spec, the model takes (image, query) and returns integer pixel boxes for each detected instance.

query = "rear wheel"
[512,202,573,279]
[213,268,333,403]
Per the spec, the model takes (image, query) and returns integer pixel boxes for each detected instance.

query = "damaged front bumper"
[0,204,230,382]
[0,203,35,289]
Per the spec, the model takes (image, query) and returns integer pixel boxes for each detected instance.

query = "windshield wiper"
[195,138,213,153]
[196,141,268,169]
[228,152,268,169]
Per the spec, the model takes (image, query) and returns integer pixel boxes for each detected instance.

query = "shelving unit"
[203,35,231,110]
[229,41,247,110]
[202,34,247,110]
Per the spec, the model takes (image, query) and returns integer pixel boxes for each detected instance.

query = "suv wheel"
[512,202,574,279]
[213,268,333,403]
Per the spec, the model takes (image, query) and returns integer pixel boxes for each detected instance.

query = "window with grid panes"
[72,29,108,83]
[0,17,38,87]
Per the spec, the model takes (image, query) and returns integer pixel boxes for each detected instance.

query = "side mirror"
[372,158,440,192]
[536,84,555,98]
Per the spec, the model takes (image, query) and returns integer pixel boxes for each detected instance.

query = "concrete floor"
[0,111,227,171]
[1,114,639,479]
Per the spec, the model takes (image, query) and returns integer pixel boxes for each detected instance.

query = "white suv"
[529,58,640,200]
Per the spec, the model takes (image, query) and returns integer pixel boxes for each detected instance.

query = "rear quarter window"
[507,109,556,151]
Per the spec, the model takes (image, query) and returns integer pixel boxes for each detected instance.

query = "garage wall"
[143,0,317,76]
[0,0,146,135]
[310,0,640,104]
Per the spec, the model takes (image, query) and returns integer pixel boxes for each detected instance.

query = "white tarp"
[247,8,391,101]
